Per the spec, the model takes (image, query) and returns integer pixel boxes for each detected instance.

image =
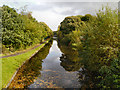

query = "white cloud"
[53,7,72,14]
[0,1,119,31]
[32,10,66,31]
[10,0,119,2]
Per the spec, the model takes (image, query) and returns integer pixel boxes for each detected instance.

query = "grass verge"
[1,40,49,89]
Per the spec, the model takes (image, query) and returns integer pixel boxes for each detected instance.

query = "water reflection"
[78,69,97,88]
[29,40,81,88]
[8,39,98,88]
[8,40,53,88]
[58,42,96,88]
[60,54,81,71]
[58,42,82,72]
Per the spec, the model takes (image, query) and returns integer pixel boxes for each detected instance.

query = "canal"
[8,39,92,88]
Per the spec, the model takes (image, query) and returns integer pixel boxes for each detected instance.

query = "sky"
[0,0,119,31]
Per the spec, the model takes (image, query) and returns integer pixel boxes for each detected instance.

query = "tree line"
[58,6,120,88]
[1,5,53,54]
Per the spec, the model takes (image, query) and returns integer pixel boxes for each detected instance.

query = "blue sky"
[0,0,119,31]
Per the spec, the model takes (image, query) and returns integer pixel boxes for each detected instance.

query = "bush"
[1,5,53,53]
[58,6,120,88]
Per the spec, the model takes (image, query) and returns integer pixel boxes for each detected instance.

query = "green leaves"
[58,6,120,88]
[2,5,53,53]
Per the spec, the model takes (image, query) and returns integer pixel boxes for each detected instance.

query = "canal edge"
[5,39,49,88]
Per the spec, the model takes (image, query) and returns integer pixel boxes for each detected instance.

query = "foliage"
[58,15,89,46]
[1,5,53,53]
[81,14,93,21]
[58,42,82,71]
[80,7,120,88]
[58,6,120,88]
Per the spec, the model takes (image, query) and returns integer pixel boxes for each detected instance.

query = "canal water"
[8,40,91,88]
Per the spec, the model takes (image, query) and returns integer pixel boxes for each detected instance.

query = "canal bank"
[8,40,83,88]
[1,38,51,89]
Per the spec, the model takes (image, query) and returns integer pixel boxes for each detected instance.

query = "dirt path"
[0,39,49,59]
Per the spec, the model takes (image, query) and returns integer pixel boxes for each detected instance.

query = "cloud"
[28,2,118,16]
[52,7,73,15]
[0,1,30,10]
[32,9,66,31]
[30,2,118,31]
[50,2,118,15]
[10,0,119,2]
[0,1,118,31]
[28,3,53,11]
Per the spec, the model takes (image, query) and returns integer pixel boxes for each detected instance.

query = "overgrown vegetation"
[58,6,120,88]
[1,5,53,54]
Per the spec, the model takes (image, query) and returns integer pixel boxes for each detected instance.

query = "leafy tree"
[58,6,120,88]
[1,5,53,53]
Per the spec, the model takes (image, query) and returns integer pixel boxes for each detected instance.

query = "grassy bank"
[1,39,49,89]
[1,39,49,57]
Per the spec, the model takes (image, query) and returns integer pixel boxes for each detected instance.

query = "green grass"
[1,40,49,89]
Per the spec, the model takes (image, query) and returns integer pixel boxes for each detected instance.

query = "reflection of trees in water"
[78,68,92,88]
[77,51,101,88]
[77,68,99,88]
[60,54,81,71]
[58,42,82,72]
[8,40,53,88]
[58,41,99,88]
